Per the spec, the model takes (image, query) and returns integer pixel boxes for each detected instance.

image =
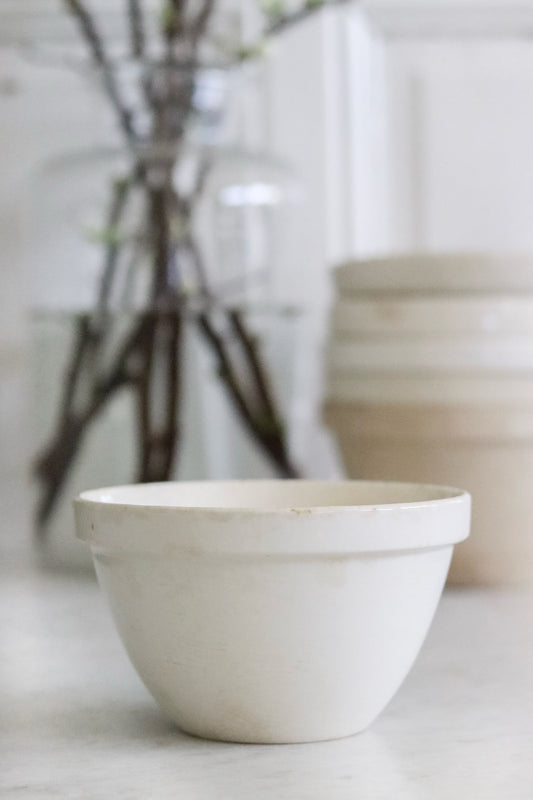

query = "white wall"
[0,48,107,502]
[385,39,533,252]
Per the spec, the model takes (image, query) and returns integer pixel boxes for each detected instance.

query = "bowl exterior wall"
[332,296,533,336]
[89,542,452,743]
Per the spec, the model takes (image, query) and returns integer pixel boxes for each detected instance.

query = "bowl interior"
[79,479,463,511]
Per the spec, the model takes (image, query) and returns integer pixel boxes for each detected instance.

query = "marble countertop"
[2,552,533,800]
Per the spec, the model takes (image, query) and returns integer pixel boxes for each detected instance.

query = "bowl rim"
[76,478,468,514]
[75,480,471,554]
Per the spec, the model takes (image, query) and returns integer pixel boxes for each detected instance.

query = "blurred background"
[3,0,533,581]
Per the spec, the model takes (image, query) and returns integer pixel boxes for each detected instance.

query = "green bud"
[85,224,123,246]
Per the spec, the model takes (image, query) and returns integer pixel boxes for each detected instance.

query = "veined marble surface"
[1,544,533,799]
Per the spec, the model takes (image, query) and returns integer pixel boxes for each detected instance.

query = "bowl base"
[175,719,372,745]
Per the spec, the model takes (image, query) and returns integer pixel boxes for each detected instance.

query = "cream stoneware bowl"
[328,337,533,373]
[326,372,533,405]
[75,480,470,744]
[332,295,533,336]
[334,253,533,294]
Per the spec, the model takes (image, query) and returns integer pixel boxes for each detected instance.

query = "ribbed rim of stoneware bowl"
[334,252,533,294]
[75,480,470,556]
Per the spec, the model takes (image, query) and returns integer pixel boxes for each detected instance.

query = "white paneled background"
[3,0,533,545]
[386,39,533,251]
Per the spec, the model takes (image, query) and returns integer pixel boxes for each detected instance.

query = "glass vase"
[30,64,305,569]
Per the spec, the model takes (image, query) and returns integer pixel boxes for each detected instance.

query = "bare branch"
[35,314,153,527]
[189,0,216,49]
[97,176,133,313]
[264,0,351,38]
[197,310,298,478]
[229,308,278,421]
[126,0,145,58]
[64,0,136,139]
[136,311,182,481]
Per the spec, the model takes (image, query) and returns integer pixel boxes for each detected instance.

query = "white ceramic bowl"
[328,337,533,372]
[334,253,533,294]
[75,480,470,744]
[332,295,533,336]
